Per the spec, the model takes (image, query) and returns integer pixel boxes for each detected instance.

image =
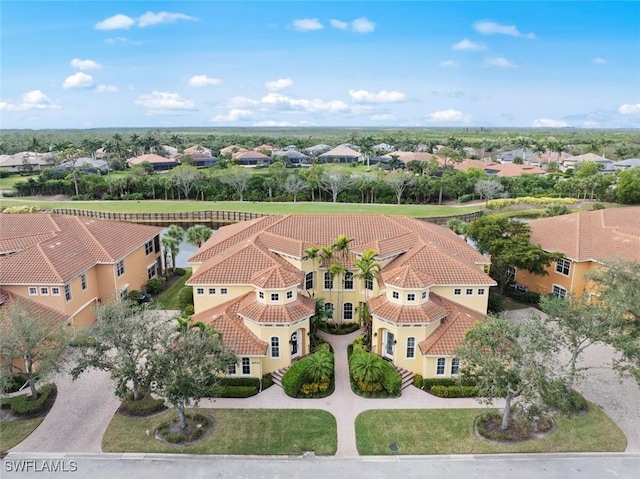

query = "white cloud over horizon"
[292,18,323,32]
[425,109,468,122]
[265,78,293,91]
[452,39,486,51]
[0,90,59,111]
[63,72,94,89]
[188,75,222,87]
[70,58,102,70]
[348,89,407,103]
[532,118,569,127]
[211,109,254,122]
[95,11,196,30]
[134,91,196,114]
[618,103,640,115]
[473,20,536,39]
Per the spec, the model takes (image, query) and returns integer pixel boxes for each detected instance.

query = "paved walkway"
[199,328,492,457]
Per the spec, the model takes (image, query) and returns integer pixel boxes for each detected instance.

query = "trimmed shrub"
[281,358,310,397]
[2,375,27,394]
[69,334,100,348]
[488,290,504,313]
[120,391,165,416]
[506,289,541,304]
[177,287,194,308]
[413,374,424,389]
[207,385,258,398]
[300,381,330,395]
[145,276,166,295]
[380,360,402,396]
[126,290,142,303]
[592,203,606,210]
[430,385,479,398]
[182,305,195,316]
[261,374,274,390]
[4,383,55,416]
[541,380,589,415]
[356,380,383,392]
[175,267,187,276]
[422,378,457,390]
[218,377,261,388]
[457,193,475,203]
[487,196,577,210]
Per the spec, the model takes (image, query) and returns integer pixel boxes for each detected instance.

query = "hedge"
[487,196,578,210]
[506,289,541,304]
[430,385,479,398]
[380,360,402,396]
[3,383,55,415]
[281,358,310,397]
[207,385,258,398]
[218,377,261,388]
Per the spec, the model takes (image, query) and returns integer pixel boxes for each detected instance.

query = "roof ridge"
[68,216,114,261]
[34,242,65,283]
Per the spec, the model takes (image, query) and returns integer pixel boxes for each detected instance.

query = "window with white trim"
[271,337,280,358]
[392,291,399,299]
[40,287,49,295]
[208,288,216,295]
[271,293,279,301]
[145,240,153,255]
[478,288,485,295]
[28,287,38,296]
[116,260,125,277]
[365,278,373,291]
[196,288,204,296]
[120,287,128,300]
[241,358,251,375]
[343,302,353,321]
[286,290,293,299]
[466,288,473,295]
[259,291,264,299]
[325,302,334,319]
[64,284,72,302]
[324,272,333,290]
[555,258,571,276]
[221,288,228,295]
[436,357,446,375]
[147,264,156,280]
[454,288,462,296]
[80,273,87,291]
[553,284,567,299]
[343,272,354,290]
[421,291,427,299]
[407,293,416,302]
[305,272,313,290]
[51,287,60,296]
[406,337,415,358]
[451,358,460,375]
[228,363,237,375]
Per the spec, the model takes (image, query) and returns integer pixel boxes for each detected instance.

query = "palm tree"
[302,246,320,295]
[328,262,347,327]
[349,351,384,383]
[514,136,531,163]
[185,224,212,248]
[161,235,178,275]
[310,297,330,342]
[164,225,184,274]
[305,348,334,383]
[354,249,380,346]
[332,234,353,262]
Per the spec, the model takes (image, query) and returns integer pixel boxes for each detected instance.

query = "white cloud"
[330,19,349,30]
[292,18,323,32]
[440,60,459,67]
[70,58,102,70]
[211,109,254,122]
[137,11,197,28]
[220,96,260,108]
[592,57,608,64]
[473,21,536,39]
[261,93,351,114]
[94,84,119,93]
[188,75,222,87]
[618,103,640,115]
[425,109,467,122]
[265,78,293,91]
[104,37,140,45]
[351,17,376,33]
[484,57,516,68]
[63,72,94,89]
[452,39,486,51]
[348,89,406,103]
[371,114,397,122]
[95,14,135,30]
[134,91,196,114]
[253,120,296,127]
[0,90,59,111]
[531,118,569,127]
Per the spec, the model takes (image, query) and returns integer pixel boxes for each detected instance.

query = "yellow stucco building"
[0,214,163,326]
[187,215,495,378]
[515,207,640,299]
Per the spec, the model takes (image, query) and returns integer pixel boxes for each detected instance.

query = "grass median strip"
[0,418,44,451]
[355,405,626,455]
[102,408,337,455]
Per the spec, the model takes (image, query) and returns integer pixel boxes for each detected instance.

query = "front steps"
[395,367,416,390]
[271,366,289,388]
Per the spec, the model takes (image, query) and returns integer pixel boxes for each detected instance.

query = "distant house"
[61,157,109,171]
[220,145,248,156]
[483,163,545,177]
[561,153,615,173]
[253,144,278,153]
[374,143,396,153]
[0,152,53,172]
[184,145,213,157]
[272,150,311,166]
[127,154,179,172]
[304,144,332,156]
[613,158,640,171]
[188,153,218,168]
[495,149,538,164]
[235,151,272,167]
[318,145,362,163]
[515,207,640,299]
[0,214,163,326]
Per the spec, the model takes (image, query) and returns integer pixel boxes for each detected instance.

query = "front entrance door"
[290,332,299,357]
[383,331,394,359]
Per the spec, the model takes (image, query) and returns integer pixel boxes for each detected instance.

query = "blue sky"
[1,1,639,129]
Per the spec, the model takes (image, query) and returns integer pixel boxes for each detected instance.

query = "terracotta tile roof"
[234,151,271,160]
[127,154,178,165]
[418,294,485,355]
[219,145,248,155]
[0,288,70,332]
[238,293,315,324]
[528,207,640,263]
[0,214,162,284]
[484,163,545,177]
[250,265,302,289]
[352,233,415,259]
[191,293,268,355]
[381,265,436,289]
[370,293,448,324]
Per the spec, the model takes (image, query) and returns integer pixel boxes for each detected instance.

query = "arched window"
[305,271,313,290]
[271,337,280,358]
[343,302,353,321]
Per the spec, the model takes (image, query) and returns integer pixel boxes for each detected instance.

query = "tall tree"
[170,165,202,200]
[185,224,213,248]
[328,262,347,327]
[219,167,251,201]
[284,173,307,202]
[354,249,380,343]
[467,216,562,293]
[436,147,463,205]
[319,170,354,203]
[302,246,321,294]
[385,171,415,204]
[474,179,504,207]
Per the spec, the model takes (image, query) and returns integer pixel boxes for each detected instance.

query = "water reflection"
[160,227,217,268]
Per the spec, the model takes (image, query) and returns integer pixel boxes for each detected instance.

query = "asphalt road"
[2,452,640,479]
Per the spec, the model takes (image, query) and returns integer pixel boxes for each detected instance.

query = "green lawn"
[154,269,192,309]
[103,408,337,455]
[0,198,480,218]
[355,406,626,455]
[0,417,44,451]
[0,174,36,190]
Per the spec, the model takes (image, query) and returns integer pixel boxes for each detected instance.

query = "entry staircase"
[271,366,289,388]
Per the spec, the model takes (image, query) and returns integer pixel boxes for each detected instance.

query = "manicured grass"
[0,174,35,190]
[102,408,337,455]
[154,269,192,310]
[0,198,480,218]
[355,405,626,455]
[0,417,44,451]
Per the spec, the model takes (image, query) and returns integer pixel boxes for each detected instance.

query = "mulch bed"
[474,412,554,443]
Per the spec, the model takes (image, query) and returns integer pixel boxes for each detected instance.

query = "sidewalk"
[199,328,491,457]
